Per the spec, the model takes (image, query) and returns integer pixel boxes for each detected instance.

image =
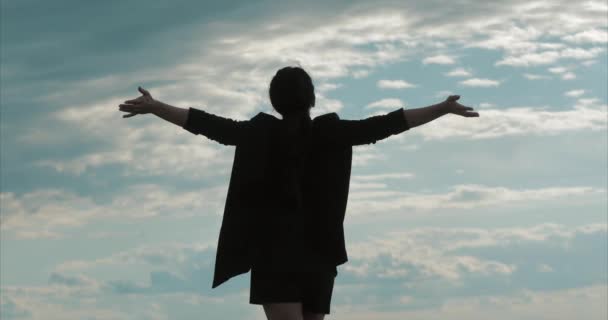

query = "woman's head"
[269,66,315,118]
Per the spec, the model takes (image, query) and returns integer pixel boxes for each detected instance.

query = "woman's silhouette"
[118,66,479,320]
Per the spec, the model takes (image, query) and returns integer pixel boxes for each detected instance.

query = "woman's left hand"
[118,86,160,118]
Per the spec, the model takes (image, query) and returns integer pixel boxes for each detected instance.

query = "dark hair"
[268,66,316,211]
[269,66,316,117]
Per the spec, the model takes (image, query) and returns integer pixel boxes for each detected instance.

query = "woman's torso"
[250,117,338,274]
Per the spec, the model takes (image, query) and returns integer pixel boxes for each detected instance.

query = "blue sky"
[1,0,607,319]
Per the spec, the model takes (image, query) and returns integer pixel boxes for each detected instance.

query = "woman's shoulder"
[314,112,339,121]
[253,112,339,128]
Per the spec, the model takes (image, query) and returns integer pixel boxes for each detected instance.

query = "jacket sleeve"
[318,107,411,146]
[182,107,250,146]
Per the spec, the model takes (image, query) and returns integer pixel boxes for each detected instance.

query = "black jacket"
[182,106,410,288]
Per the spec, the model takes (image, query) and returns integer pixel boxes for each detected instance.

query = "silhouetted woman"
[118,66,479,320]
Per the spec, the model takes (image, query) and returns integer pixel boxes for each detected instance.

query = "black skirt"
[249,267,338,315]
[250,207,336,273]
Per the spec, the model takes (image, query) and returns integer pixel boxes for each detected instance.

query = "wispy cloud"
[445,67,472,77]
[562,72,576,80]
[377,79,416,89]
[347,184,605,215]
[562,28,608,44]
[49,221,607,316]
[331,285,607,320]
[1,184,227,239]
[407,99,607,140]
[523,73,551,80]
[317,82,343,93]
[495,47,604,67]
[459,78,501,87]
[564,89,586,97]
[548,67,568,74]
[366,98,405,109]
[546,67,578,80]
[351,69,371,79]
[352,172,415,181]
[333,221,608,316]
[422,54,456,65]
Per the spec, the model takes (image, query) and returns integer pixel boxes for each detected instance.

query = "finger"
[119,105,145,114]
[138,86,150,96]
[123,113,137,118]
[455,102,473,110]
[124,98,141,104]
[119,103,140,108]
[119,104,136,112]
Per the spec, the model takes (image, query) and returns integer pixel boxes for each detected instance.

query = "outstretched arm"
[152,102,188,127]
[321,95,479,146]
[118,86,248,146]
[118,86,188,126]
[404,95,478,128]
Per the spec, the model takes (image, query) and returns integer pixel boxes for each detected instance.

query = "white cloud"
[423,55,456,65]
[582,59,597,66]
[582,1,608,12]
[350,181,388,190]
[13,221,604,319]
[0,288,134,320]
[377,79,416,89]
[1,184,227,239]
[338,222,607,310]
[347,184,606,215]
[315,93,344,113]
[564,89,585,97]
[409,100,607,140]
[351,69,371,79]
[55,241,216,272]
[495,47,605,67]
[523,73,551,80]
[352,172,415,182]
[398,144,419,151]
[350,172,414,190]
[549,67,568,74]
[562,72,577,80]
[563,28,608,43]
[366,98,405,109]
[459,78,501,87]
[537,263,554,272]
[20,11,422,177]
[560,47,605,59]
[20,95,242,178]
[317,82,342,93]
[44,217,606,316]
[577,97,601,105]
[445,68,472,77]
[18,0,608,180]
[352,144,388,167]
[496,51,561,66]
[331,285,608,320]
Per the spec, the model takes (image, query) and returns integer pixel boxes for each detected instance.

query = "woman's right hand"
[118,86,160,118]
[441,95,479,117]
